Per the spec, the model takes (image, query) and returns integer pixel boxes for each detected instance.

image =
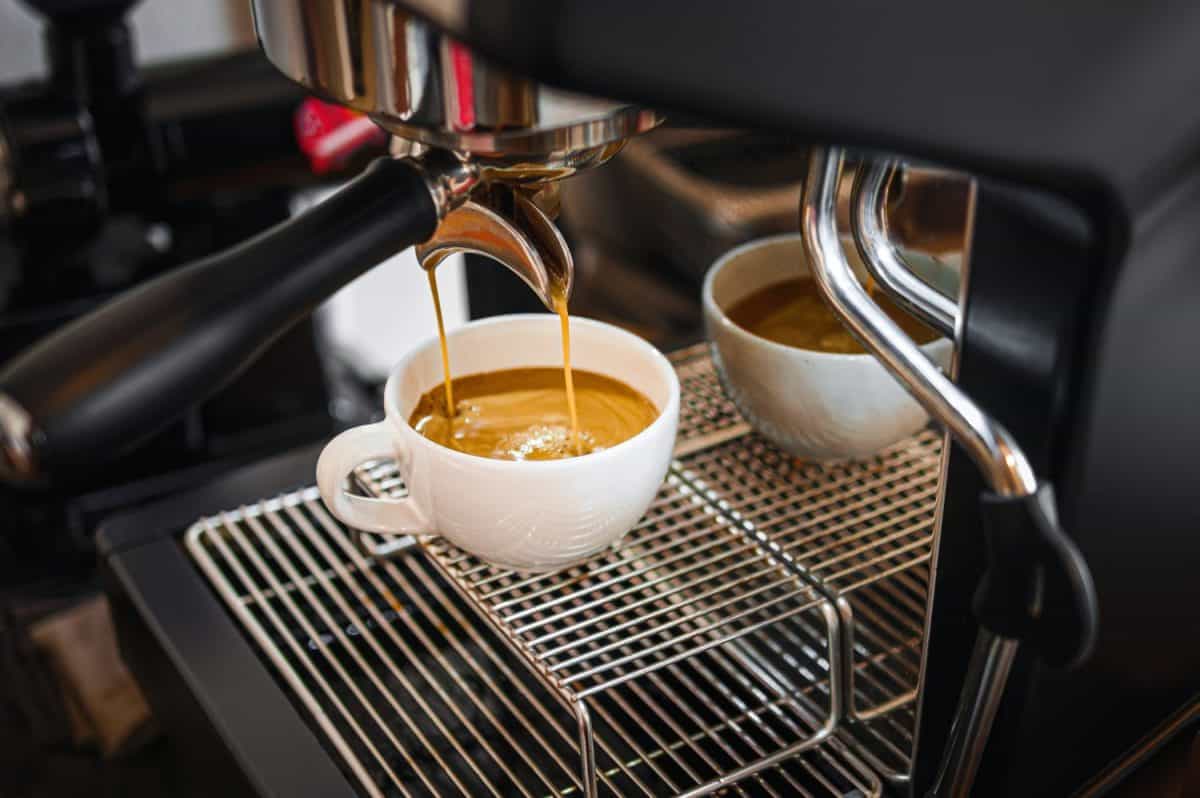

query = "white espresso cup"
[704,234,953,461]
[316,314,680,572]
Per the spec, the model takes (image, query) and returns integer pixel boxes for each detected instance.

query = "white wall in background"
[320,249,472,383]
[292,188,471,382]
[0,2,44,82]
[0,0,254,83]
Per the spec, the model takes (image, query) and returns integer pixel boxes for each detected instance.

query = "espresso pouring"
[421,267,656,460]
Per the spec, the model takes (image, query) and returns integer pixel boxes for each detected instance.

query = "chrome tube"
[927,632,1019,798]
[800,147,1037,499]
[851,161,958,338]
[801,147,1039,797]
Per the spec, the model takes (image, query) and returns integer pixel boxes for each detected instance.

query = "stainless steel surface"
[801,147,1037,499]
[418,474,834,696]
[0,393,35,482]
[668,345,752,457]
[851,162,958,338]
[678,431,939,696]
[675,427,942,782]
[182,347,946,796]
[412,467,843,796]
[416,184,573,310]
[927,633,1019,798]
[185,495,882,794]
[412,149,481,218]
[473,141,633,185]
[251,0,661,171]
[802,148,1044,796]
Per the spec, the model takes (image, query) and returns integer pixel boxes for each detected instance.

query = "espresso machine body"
[7,1,1200,796]
[436,3,1200,794]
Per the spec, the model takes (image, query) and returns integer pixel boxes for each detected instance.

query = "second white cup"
[704,234,952,460]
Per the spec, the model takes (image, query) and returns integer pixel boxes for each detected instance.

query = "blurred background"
[0,0,256,79]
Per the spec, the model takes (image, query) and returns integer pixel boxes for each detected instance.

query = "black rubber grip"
[973,485,1099,669]
[0,156,438,478]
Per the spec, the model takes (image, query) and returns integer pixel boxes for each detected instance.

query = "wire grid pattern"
[416,473,829,701]
[185,489,882,798]
[675,429,941,595]
[668,344,750,453]
[351,350,936,783]
[674,428,942,778]
[832,573,927,782]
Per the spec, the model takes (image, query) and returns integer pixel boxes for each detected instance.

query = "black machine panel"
[453,0,1200,207]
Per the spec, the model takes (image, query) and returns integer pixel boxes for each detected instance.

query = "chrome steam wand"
[801,147,1098,797]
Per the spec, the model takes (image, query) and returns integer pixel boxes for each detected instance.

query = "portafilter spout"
[416,182,573,310]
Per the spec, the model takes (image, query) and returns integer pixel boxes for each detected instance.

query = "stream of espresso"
[425,266,582,455]
[426,268,454,420]
[553,294,581,455]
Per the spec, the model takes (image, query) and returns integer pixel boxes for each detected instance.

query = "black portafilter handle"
[0,156,443,483]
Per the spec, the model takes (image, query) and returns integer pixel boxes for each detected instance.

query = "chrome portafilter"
[252,0,666,309]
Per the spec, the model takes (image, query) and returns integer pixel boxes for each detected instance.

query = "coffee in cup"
[725,276,937,354]
[408,367,659,461]
[704,234,952,460]
[425,263,587,453]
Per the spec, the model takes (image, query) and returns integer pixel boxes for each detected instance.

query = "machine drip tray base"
[181,346,943,797]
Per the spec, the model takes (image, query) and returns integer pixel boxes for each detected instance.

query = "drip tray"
[185,346,941,797]
[186,489,879,797]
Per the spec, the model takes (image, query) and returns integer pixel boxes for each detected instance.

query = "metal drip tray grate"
[186,489,881,797]
[676,431,941,594]
[675,429,941,778]
[368,467,846,794]
[186,348,940,795]
[419,475,828,700]
[668,344,750,454]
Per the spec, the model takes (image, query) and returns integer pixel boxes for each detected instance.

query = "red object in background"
[294,98,388,175]
[447,41,476,131]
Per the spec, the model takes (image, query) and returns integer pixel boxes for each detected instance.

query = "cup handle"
[316,422,433,535]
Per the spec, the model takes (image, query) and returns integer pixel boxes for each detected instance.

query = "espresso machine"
[2,1,1199,797]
